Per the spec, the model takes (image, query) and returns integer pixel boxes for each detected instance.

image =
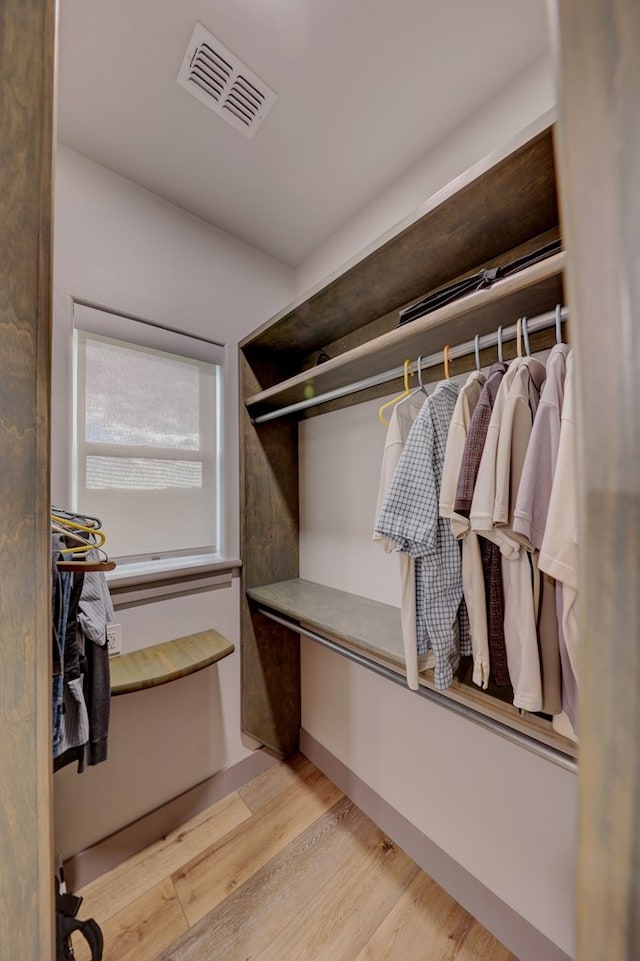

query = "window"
[72,304,224,565]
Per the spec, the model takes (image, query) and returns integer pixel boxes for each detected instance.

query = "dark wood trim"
[245,254,565,419]
[0,0,56,955]
[239,355,301,755]
[551,1,640,959]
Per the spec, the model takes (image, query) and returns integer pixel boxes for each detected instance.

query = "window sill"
[108,557,242,609]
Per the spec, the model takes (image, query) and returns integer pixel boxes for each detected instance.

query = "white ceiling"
[56,0,550,267]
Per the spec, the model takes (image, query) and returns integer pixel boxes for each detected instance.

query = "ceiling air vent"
[177,23,277,140]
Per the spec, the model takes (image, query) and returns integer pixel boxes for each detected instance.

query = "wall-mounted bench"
[109,628,235,696]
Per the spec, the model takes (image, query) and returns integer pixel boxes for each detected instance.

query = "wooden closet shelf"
[109,628,235,696]
[247,578,405,667]
[247,579,577,761]
[245,253,565,420]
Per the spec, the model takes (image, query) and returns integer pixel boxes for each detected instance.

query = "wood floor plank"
[353,869,480,961]
[237,752,316,813]
[248,818,419,961]
[455,919,519,961]
[172,764,344,926]
[70,757,519,961]
[157,797,376,961]
[75,791,252,925]
[72,878,188,961]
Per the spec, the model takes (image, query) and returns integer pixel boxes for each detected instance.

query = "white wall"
[52,145,295,858]
[296,55,555,294]
[296,62,577,959]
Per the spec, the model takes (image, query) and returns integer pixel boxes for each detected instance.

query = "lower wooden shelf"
[247,578,578,764]
[109,629,235,696]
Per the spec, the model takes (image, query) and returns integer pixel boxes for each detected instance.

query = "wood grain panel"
[354,871,472,961]
[240,353,300,755]
[249,821,418,961]
[0,1,55,957]
[73,878,188,961]
[354,871,517,960]
[67,756,523,961]
[109,629,235,695]
[157,797,367,961]
[321,228,562,364]
[237,752,316,813]
[456,920,519,961]
[245,254,564,419]
[172,765,343,925]
[552,1,640,958]
[75,791,252,925]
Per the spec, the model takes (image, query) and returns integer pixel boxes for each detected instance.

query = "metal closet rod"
[251,305,569,425]
[257,607,577,774]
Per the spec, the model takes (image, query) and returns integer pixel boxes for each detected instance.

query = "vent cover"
[177,23,277,140]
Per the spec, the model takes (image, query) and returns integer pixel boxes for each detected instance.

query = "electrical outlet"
[106,622,122,657]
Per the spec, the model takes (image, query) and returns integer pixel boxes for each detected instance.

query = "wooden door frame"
[551,1,640,958]
[0,0,56,956]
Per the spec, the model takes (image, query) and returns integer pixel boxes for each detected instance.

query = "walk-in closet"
[1,2,639,960]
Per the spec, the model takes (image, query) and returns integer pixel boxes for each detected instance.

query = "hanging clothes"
[513,343,576,732]
[52,544,73,760]
[454,362,509,688]
[439,369,489,687]
[373,389,433,690]
[51,527,114,771]
[470,356,547,712]
[539,349,579,739]
[375,380,469,691]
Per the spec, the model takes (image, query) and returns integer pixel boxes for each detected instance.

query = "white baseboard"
[300,729,573,961]
[63,749,278,891]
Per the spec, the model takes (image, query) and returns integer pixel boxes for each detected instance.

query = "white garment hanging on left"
[373,389,433,690]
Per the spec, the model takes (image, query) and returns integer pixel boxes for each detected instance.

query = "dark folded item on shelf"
[398,238,562,326]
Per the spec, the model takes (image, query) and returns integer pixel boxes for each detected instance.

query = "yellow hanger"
[378,359,412,426]
[51,514,106,551]
[516,318,523,358]
[443,345,451,380]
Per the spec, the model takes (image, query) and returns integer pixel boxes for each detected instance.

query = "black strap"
[55,878,104,961]
[59,915,104,961]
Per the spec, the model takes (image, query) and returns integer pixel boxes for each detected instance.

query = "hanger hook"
[403,358,411,392]
[443,345,451,380]
[555,303,563,344]
[474,334,481,371]
[522,315,531,356]
[516,318,523,358]
[497,325,504,364]
[417,355,426,393]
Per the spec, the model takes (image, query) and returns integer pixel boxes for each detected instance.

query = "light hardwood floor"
[71,755,518,961]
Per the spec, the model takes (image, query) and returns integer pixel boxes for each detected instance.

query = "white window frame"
[72,301,227,580]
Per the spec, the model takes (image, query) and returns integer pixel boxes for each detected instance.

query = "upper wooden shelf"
[241,114,558,369]
[245,252,565,420]
[110,628,235,696]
